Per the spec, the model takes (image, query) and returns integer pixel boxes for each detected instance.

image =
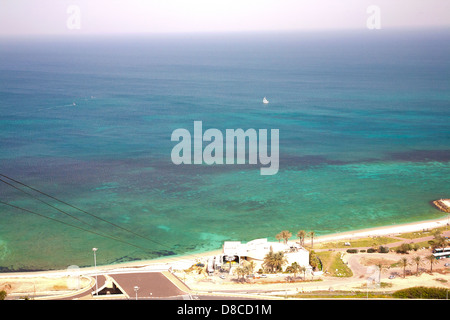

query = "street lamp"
[92,248,98,295]
[134,286,139,300]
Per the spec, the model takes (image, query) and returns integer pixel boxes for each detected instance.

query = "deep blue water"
[0,29,449,270]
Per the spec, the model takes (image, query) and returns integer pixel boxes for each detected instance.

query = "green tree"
[0,290,7,300]
[235,266,247,280]
[398,257,410,278]
[309,250,321,271]
[413,256,423,276]
[375,263,389,283]
[275,233,283,243]
[272,251,288,272]
[297,230,306,246]
[263,250,288,273]
[308,231,316,248]
[397,243,413,254]
[426,254,437,273]
[288,262,301,278]
[263,249,276,273]
[277,230,292,244]
[300,266,307,280]
[245,261,256,275]
[428,230,449,250]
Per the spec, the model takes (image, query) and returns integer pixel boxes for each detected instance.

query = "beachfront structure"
[222,238,310,272]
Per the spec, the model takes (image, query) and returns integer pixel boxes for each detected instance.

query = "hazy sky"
[1,0,449,35]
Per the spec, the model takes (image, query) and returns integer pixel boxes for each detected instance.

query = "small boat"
[263,97,269,104]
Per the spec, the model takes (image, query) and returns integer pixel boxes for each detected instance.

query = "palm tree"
[246,261,256,275]
[426,254,437,273]
[263,249,276,273]
[297,230,306,246]
[300,266,307,280]
[289,262,301,278]
[281,230,292,244]
[272,251,288,272]
[429,230,449,250]
[375,263,389,283]
[398,257,409,278]
[412,256,423,276]
[263,250,288,273]
[308,231,316,248]
[235,266,246,280]
[275,232,283,243]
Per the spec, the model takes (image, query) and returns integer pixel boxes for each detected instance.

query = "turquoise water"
[0,30,449,271]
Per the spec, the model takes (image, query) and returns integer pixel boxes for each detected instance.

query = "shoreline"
[311,215,449,244]
[1,212,448,278]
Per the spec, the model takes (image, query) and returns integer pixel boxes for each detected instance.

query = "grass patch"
[393,286,450,299]
[434,278,448,284]
[358,282,393,289]
[316,251,353,277]
[317,236,398,250]
[290,290,393,299]
[397,225,448,240]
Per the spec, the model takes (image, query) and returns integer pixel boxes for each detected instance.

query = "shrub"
[396,243,413,254]
[0,290,6,300]
[378,245,390,253]
[367,248,377,253]
[309,250,322,271]
[393,286,449,299]
[346,249,358,254]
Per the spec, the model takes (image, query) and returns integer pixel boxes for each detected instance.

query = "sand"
[2,214,449,275]
[0,214,448,298]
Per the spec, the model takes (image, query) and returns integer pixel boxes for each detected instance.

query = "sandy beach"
[1,210,449,300]
[116,214,450,270]
[1,213,448,278]
[311,215,450,244]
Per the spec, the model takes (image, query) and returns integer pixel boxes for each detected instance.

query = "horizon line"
[1,25,449,39]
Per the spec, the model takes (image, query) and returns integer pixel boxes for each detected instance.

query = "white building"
[222,238,310,272]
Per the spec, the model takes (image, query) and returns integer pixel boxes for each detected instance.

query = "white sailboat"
[263,97,269,104]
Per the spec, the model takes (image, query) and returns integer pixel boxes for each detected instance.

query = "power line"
[0,173,207,263]
[0,200,151,252]
[0,177,99,231]
[0,173,170,250]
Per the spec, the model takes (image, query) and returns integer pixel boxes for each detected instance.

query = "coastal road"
[60,275,107,300]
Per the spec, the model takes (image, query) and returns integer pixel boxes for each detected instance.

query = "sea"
[0,29,449,271]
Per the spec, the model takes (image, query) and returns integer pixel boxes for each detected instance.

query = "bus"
[433,247,450,259]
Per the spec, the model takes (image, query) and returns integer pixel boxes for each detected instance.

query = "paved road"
[59,271,274,300]
[61,275,106,300]
[109,272,186,299]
